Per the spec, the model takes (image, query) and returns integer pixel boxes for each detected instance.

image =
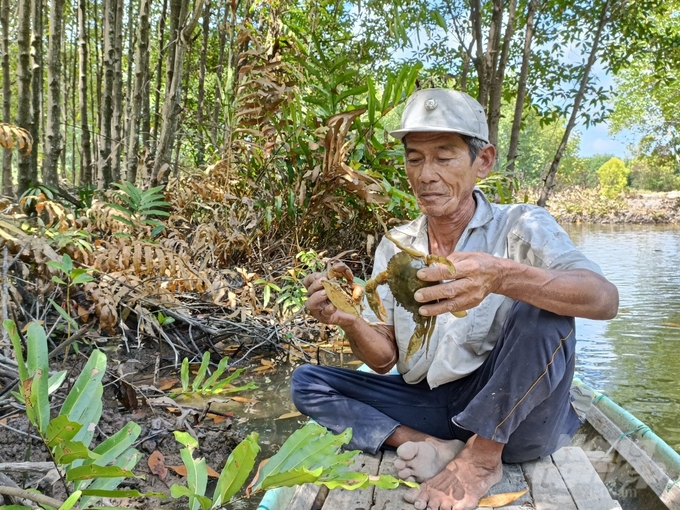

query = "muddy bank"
[545,190,680,224]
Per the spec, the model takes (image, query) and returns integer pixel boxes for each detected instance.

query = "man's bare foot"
[403,435,503,510]
[394,438,465,482]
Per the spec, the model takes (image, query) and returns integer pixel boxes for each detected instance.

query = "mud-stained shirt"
[361,189,604,389]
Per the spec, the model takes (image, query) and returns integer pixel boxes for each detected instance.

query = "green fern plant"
[106,181,170,237]
[175,352,258,397]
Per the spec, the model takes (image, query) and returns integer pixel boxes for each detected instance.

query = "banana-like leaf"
[26,322,50,434]
[48,370,68,395]
[58,490,82,510]
[212,432,260,506]
[66,464,135,482]
[70,384,103,446]
[60,349,106,425]
[89,421,141,466]
[201,357,230,390]
[252,423,351,491]
[45,416,83,447]
[181,358,190,391]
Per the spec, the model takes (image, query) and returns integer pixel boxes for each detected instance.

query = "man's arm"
[414,252,619,320]
[303,272,399,373]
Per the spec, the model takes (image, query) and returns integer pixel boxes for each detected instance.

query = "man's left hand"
[413,252,503,317]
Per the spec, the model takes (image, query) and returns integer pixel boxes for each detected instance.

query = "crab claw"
[365,274,388,322]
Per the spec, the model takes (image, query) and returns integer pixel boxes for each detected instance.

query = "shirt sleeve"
[507,207,604,275]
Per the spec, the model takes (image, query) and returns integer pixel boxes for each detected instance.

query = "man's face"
[403,132,493,218]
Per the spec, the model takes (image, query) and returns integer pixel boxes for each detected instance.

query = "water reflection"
[564,223,680,452]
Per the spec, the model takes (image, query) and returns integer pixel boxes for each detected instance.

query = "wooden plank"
[522,455,577,510]
[551,447,622,510]
[479,463,532,508]
[322,452,381,510]
[587,404,673,499]
[372,450,413,510]
[286,483,324,510]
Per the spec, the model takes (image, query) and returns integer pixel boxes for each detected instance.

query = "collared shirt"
[362,189,603,389]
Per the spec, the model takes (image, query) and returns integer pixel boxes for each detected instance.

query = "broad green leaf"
[211,367,247,390]
[60,349,106,423]
[4,320,28,381]
[66,464,135,482]
[54,440,98,465]
[181,358,190,391]
[259,466,323,491]
[80,489,166,498]
[71,383,103,446]
[213,432,260,506]
[57,490,82,510]
[191,352,211,392]
[26,322,50,434]
[48,370,67,396]
[60,254,73,273]
[179,447,208,510]
[71,272,94,285]
[77,448,142,506]
[170,484,192,498]
[46,416,83,447]
[253,423,351,491]
[201,357,230,391]
[89,421,141,466]
[52,276,68,285]
[174,430,199,449]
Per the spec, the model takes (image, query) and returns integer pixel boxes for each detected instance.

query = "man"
[291,88,619,510]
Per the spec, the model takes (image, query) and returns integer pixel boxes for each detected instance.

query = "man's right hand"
[303,272,361,328]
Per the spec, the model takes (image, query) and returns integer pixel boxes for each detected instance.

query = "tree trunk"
[537,0,610,207]
[505,0,537,177]
[98,0,116,188]
[1,0,12,196]
[16,0,31,195]
[30,0,43,187]
[195,0,210,165]
[125,0,150,183]
[151,0,168,156]
[78,0,92,185]
[92,0,101,161]
[211,0,226,146]
[110,0,124,182]
[43,0,65,187]
[487,0,517,147]
[151,0,204,185]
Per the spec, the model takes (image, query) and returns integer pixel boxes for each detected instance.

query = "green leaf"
[71,272,94,285]
[71,385,103,445]
[174,430,199,450]
[179,445,208,510]
[191,352,211,392]
[201,357,230,391]
[4,320,28,381]
[170,484,192,498]
[181,358,190,391]
[259,467,323,491]
[46,416,83,447]
[48,370,67,396]
[213,432,260,506]
[60,254,73,273]
[49,299,78,329]
[253,423,351,491]
[89,421,141,466]
[52,275,68,285]
[80,489,166,499]
[66,464,135,482]
[26,322,50,434]
[54,440,99,464]
[57,490,82,510]
[60,350,106,423]
[76,448,142,506]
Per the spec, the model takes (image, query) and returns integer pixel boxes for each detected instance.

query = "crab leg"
[365,271,388,321]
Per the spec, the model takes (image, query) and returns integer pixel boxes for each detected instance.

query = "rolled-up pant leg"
[291,301,581,462]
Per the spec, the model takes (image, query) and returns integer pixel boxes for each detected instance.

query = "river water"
[564,223,680,453]
[243,223,680,468]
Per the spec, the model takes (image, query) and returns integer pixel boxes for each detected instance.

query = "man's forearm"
[497,262,619,320]
[340,319,398,373]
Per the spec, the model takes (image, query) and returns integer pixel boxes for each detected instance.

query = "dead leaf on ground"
[477,490,528,507]
[230,396,257,404]
[148,451,168,482]
[168,464,220,478]
[275,411,302,420]
[246,458,270,497]
[157,377,179,390]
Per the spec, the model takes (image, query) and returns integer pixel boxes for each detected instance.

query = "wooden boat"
[257,376,680,510]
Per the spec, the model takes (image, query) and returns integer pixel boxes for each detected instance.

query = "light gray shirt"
[362,189,603,389]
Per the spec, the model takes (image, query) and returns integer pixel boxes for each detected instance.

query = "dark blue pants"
[290,301,582,463]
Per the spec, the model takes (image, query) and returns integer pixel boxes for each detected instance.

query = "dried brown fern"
[0,122,33,155]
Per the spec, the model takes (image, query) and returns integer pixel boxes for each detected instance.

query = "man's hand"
[413,252,503,317]
[303,272,362,328]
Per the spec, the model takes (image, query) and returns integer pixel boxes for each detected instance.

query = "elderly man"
[290,89,619,510]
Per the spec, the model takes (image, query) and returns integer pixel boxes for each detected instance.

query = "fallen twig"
[0,485,63,508]
[0,462,55,473]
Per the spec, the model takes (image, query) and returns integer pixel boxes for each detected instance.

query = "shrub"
[596,157,630,198]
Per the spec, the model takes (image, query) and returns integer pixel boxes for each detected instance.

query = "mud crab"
[322,233,466,361]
